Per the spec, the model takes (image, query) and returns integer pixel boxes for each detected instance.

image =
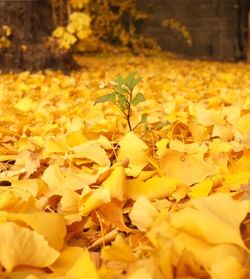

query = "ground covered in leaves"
[0,53,250,279]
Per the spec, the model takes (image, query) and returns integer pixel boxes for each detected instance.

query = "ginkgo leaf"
[8,212,66,250]
[14,98,36,112]
[125,176,178,200]
[170,193,248,250]
[11,179,47,198]
[235,113,250,134]
[223,172,250,191]
[101,234,135,263]
[171,183,189,201]
[102,166,125,200]
[99,199,131,232]
[174,232,247,279]
[152,237,173,279]
[42,164,65,192]
[208,139,232,154]
[66,131,87,146]
[66,248,99,279]
[211,124,233,141]
[129,196,158,231]
[117,132,148,177]
[188,121,208,142]
[229,150,250,173]
[79,187,110,216]
[0,222,59,271]
[156,138,170,157]
[59,189,81,225]
[169,139,208,159]
[188,179,213,198]
[146,210,177,248]
[0,188,36,212]
[160,150,214,185]
[194,104,225,126]
[15,150,40,178]
[50,246,84,275]
[70,142,110,166]
[222,105,241,124]
[44,138,69,154]
[42,164,105,195]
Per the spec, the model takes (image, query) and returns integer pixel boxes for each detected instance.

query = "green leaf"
[131,92,145,106]
[140,113,147,123]
[154,120,170,130]
[113,76,127,95]
[115,86,128,95]
[126,72,142,90]
[118,94,127,109]
[115,76,126,87]
[94,92,116,105]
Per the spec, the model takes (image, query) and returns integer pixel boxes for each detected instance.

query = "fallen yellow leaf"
[0,222,59,271]
[125,176,178,200]
[160,150,214,185]
[117,132,148,177]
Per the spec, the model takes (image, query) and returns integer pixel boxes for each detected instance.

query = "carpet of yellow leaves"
[0,53,250,278]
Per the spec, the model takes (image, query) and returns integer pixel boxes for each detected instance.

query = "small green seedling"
[95,72,147,131]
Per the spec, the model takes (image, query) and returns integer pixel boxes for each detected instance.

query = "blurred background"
[0,0,249,71]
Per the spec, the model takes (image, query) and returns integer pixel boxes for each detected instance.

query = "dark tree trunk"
[0,0,75,72]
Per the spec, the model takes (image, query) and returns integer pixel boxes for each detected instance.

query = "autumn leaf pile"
[0,54,250,279]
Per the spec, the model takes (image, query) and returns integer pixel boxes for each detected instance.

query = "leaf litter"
[0,53,249,278]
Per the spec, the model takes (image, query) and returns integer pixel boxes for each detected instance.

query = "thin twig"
[126,88,133,131]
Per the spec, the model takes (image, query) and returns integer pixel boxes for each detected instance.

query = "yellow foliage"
[0,25,12,49]
[0,54,249,278]
[0,222,59,272]
[52,11,91,49]
[70,0,89,9]
[88,0,158,52]
[162,19,192,46]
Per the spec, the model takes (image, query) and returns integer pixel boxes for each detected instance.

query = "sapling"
[95,72,147,131]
